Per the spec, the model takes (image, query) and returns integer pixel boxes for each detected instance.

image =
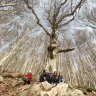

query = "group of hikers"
[23,70,64,85]
[39,70,64,85]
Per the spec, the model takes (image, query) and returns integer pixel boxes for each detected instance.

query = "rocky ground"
[0,72,96,96]
[0,78,16,96]
[0,77,25,96]
[0,72,24,96]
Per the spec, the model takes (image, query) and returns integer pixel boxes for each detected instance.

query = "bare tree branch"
[79,6,96,29]
[54,0,67,18]
[57,48,75,53]
[58,16,74,28]
[57,0,84,24]
[0,3,20,7]
[24,0,51,36]
[83,24,96,29]
[47,10,53,25]
[51,0,68,33]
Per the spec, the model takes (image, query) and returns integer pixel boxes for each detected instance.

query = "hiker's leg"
[51,82,54,85]
[23,79,27,84]
[27,80,30,84]
[61,79,64,83]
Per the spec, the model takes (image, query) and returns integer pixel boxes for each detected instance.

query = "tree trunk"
[46,57,57,73]
[45,33,58,72]
[45,33,75,73]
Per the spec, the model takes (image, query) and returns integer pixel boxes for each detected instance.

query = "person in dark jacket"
[49,72,53,84]
[58,72,64,83]
[39,70,50,83]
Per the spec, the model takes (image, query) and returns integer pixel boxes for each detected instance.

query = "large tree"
[0,0,86,72]
[24,0,86,72]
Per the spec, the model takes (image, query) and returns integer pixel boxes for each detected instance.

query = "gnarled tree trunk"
[45,33,74,72]
[46,33,58,72]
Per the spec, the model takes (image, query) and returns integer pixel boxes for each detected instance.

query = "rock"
[44,83,68,96]
[72,89,85,96]
[46,87,58,96]
[15,85,31,96]
[0,75,7,85]
[17,82,86,96]
[56,83,68,96]
[0,76,4,82]
[17,88,30,96]
[40,81,52,91]
[9,72,23,78]
[92,91,96,94]
[12,78,23,87]
[18,85,31,92]
[17,83,41,96]
[3,72,23,78]
[40,91,47,96]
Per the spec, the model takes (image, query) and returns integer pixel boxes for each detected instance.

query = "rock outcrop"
[17,81,85,96]
[3,72,23,78]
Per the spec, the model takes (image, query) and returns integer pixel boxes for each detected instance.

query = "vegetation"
[68,83,96,95]
[3,72,24,79]
[3,73,14,78]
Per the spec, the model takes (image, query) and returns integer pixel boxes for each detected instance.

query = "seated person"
[58,72,64,83]
[49,72,53,84]
[39,70,50,83]
[51,71,59,85]
[24,72,32,84]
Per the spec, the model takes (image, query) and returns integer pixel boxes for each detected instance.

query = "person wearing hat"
[24,71,32,84]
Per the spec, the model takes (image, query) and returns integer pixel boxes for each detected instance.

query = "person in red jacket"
[24,72,32,84]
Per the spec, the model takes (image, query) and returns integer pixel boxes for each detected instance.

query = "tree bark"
[45,33,58,72]
[46,57,57,73]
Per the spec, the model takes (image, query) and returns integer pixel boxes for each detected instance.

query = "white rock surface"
[17,82,85,96]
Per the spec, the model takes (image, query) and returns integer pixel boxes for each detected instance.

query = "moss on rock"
[67,83,96,95]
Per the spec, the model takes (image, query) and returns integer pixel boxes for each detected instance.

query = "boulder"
[40,81,52,91]
[72,89,85,96]
[44,83,69,96]
[46,87,58,96]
